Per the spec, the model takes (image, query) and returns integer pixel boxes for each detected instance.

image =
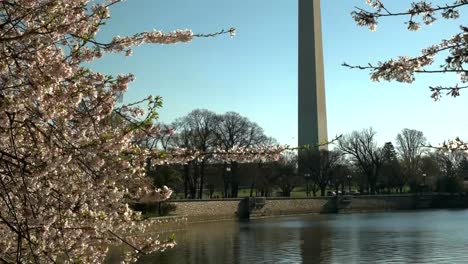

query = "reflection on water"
[133,210,468,264]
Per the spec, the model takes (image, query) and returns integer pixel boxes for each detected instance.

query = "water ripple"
[128,210,468,264]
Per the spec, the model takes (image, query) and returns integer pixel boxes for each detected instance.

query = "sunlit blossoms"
[347,0,468,100]
[346,1,468,173]
[151,145,290,166]
[0,0,252,262]
[437,137,468,153]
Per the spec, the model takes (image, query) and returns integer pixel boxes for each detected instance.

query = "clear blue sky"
[90,0,468,147]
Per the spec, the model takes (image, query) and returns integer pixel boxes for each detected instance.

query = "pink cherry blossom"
[0,1,286,263]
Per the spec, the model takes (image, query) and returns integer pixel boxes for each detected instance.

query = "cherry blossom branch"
[352,0,467,31]
[423,137,468,152]
[0,0,235,262]
[429,84,468,100]
[150,135,342,165]
[343,25,468,100]
[355,1,468,18]
[107,229,146,256]
[193,28,236,38]
[343,62,467,74]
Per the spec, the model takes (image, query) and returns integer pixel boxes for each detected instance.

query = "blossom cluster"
[0,0,284,262]
[352,0,465,31]
[150,145,289,166]
[347,1,468,100]
[0,0,245,263]
[438,137,468,152]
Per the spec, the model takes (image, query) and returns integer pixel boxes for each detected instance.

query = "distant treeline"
[141,109,468,198]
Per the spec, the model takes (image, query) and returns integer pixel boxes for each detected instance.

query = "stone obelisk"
[298,0,327,152]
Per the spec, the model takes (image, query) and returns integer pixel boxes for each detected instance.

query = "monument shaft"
[298,0,327,150]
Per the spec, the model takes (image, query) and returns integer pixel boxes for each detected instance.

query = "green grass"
[170,185,417,200]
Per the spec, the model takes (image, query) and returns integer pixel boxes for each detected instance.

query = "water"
[137,210,468,263]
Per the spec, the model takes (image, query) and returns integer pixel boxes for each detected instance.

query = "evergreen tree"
[382,142,398,163]
[380,142,403,193]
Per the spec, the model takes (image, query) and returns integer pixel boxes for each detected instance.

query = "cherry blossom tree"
[344,0,468,100]
[1,0,324,261]
[0,0,251,262]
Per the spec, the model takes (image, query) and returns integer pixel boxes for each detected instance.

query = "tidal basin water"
[138,210,468,263]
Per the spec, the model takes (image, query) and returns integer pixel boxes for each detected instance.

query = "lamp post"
[347,175,352,193]
[304,173,311,197]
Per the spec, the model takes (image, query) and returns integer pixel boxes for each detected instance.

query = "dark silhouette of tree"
[171,109,218,198]
[255,163,276,197]
[396,128,427,191]
[380,142,403,193]
[214,112,270,198]
[434,150,466,193]
[420,154,441,191]
[274,154,301,197]
[330,163,352,194]
[338,128,382,194]
[163,110,275,199]
[148,164,182,189]
[178,109,218,199]
[458,157,468,180]
[170,120,194,198]
[299,149,342,196]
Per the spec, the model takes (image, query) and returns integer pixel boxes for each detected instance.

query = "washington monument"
[298,0,328,150]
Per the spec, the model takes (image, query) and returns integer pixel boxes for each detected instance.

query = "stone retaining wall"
[151,194,468,222]
[337,195,416,213]
[169,199,242,221]
[251,197,335,217]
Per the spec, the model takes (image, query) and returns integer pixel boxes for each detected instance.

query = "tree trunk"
[223,162,229,198]
[209,185,214,198]
[282,188,292,197]
[190,162,199,199]
[198,160,206,199]
[249,168,257,197]
[230,162,239,198]
[320,186,326,197]
[183,163,189,198]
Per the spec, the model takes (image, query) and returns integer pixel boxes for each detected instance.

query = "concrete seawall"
[166,198,243,221]
[249,197,336,217]
[337,194,416,213]
[137,193,468,222]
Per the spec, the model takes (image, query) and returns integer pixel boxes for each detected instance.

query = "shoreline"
[140,193,468,232]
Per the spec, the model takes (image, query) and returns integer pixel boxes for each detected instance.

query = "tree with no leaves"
[299,149,342,196]
[273,153,301,197]
[214,112,270,198]
[338,128,382,194]
[329,163,352,195]
[395,128,427,190]
[433,150,467,192]
[171,109,218,199]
